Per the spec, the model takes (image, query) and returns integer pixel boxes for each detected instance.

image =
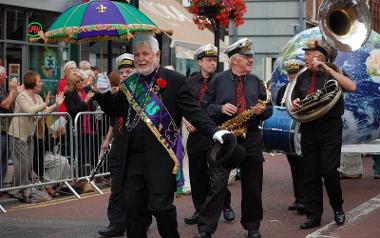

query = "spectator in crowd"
[91,66,99,79]
[64,70,96,193]
[79,60,91,71]
[0,66,23,187]
[83,69,96,93]
[57,61,77,113]
[8,71,64,198]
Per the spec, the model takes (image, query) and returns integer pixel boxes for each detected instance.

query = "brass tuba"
[285,0,371,122]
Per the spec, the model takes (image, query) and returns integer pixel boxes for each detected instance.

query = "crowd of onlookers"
[0,60,108,202]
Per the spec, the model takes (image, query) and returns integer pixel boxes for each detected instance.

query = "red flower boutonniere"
[154,78,167,94]
[157,79,167,89]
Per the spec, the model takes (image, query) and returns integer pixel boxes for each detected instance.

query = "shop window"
[6,10,25,41]
[28,11,59,44]
[29,45,62,95]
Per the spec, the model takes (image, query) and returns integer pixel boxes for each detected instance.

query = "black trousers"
[106,146,127,230]
[124,153,179,238]
[301,118,344,219]
[286,154,303,202]
[188,140,232,213]
[197,153,263,234]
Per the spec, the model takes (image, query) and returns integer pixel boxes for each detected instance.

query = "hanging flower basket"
[189,0,247,29]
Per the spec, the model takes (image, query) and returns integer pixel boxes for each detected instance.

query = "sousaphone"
[285,0,371,122]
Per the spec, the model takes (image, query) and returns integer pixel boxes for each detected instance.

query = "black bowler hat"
[208,133,246,169]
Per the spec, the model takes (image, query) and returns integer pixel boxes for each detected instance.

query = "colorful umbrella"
[41,0,157,43]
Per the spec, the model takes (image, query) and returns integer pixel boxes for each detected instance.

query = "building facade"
[229,0,306,81]
[0,0,82,93]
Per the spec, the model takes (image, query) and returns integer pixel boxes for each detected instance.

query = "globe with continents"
[272,27,380,144]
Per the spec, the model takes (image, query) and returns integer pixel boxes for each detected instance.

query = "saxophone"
[221,100,266,138]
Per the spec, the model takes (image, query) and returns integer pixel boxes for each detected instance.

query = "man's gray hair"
[0,66,6,75]
[133,34,159,54]
[79,60,91,70]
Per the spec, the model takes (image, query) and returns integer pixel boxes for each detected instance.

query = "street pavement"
[1,154,380,238]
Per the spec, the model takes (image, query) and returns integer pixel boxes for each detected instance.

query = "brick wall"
[371,0,380,33]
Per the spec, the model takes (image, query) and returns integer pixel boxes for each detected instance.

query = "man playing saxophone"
[196,38,273,238]
[291,39,356,229]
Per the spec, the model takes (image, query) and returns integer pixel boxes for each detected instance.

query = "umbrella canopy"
[43,0,157,43]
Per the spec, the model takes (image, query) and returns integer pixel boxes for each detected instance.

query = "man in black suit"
[291,39,356,229]
[275,58,305,215]
[197,38,273,238]
[184,44,235,225]
[98,53,151,237]
[95,34,230,238]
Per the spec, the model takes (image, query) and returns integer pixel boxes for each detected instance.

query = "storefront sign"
[8,64,20,83]
[28,22,43,38]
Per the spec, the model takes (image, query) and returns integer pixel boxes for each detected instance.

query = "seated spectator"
[8,71,64,198]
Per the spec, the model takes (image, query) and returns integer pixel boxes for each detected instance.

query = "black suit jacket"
[96,67,218,193]
[186,72,213,154]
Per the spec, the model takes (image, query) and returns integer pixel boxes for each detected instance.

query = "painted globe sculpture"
[272,27,380,144]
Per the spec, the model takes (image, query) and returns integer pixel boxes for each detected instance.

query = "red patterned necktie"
[198,78,208,102]
[236,75,246,114]
[307,72,318,95]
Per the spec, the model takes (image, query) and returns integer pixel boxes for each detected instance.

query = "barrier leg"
[86,177,104,194]
[64,181,81,199]
[0,204,6,213]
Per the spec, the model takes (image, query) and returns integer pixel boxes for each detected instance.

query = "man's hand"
[252,102,266,115]
[183,118,197,133]
[221,103,238,116]
[212,130,231,144]
[292,98,301,111]
[101,139,111,152]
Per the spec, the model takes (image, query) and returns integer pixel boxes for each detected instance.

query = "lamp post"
[211,19,221,72]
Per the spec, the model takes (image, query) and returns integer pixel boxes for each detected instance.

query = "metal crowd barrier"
[0,112,77,212]
[0,111,112,213]
[73,111,111,194]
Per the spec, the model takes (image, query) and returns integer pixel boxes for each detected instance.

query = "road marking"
[7,189,111,211]
[305,193,380,238]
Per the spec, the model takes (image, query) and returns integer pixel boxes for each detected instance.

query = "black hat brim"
[208,133,245,169]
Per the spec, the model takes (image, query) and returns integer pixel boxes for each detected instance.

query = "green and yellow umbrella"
[39,0,158,44]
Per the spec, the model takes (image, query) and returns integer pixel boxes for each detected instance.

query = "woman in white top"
[8,71,64,192]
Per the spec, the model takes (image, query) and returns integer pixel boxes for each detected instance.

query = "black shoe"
[223,206,235,222]
[297,203,306,215]
[334,209,345,225]
[288,201,298,211]
[184,212,199,225]
[194,232,211,238]
[98,225,124,237]
[300,217,321,229]
[248,230,261,238]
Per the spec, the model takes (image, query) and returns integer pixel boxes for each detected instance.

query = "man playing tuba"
[291,39,356,229]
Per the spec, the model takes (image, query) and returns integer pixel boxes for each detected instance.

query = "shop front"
[0,0,79,94]
[139,0,226,77]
